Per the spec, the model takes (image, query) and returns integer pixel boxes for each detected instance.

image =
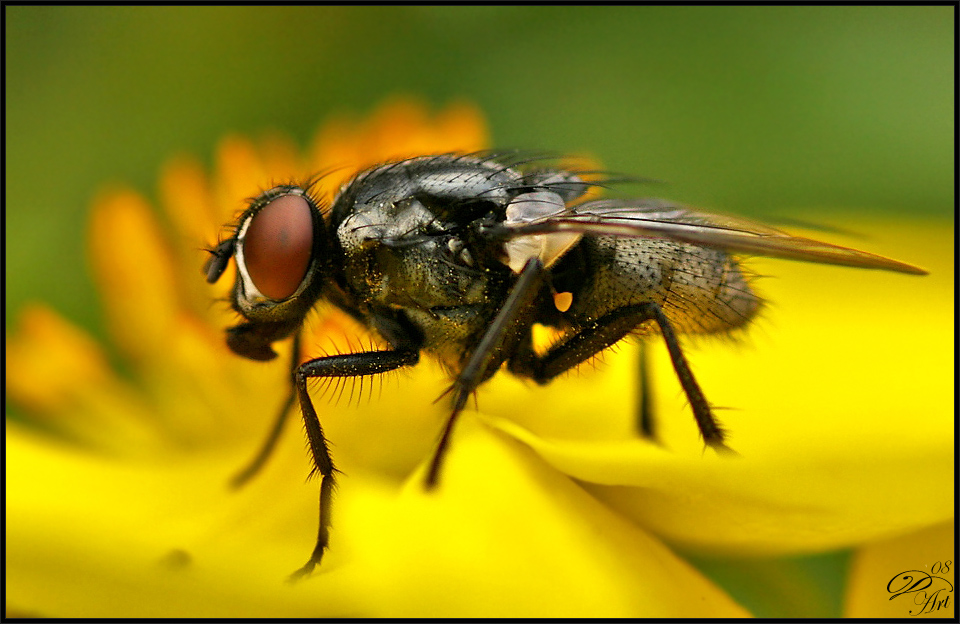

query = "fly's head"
[205,184,329,362]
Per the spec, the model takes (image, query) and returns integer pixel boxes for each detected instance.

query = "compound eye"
[242,194,314,300]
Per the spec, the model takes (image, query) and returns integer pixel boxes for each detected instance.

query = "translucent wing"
[494,198,927,275]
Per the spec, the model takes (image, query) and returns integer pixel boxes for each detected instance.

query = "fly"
[204,153,927,578]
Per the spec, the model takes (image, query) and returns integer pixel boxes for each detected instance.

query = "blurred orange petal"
[88,188,181,363]
[308,97,490,199]
[159,156,219,253]
[212,135,270,223]
[6,304,111,413]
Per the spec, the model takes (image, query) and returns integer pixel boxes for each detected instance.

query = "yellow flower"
[6,97,952,618]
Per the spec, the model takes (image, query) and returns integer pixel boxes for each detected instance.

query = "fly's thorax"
[332,190,513,372]
[336,196,494,308]
[406,300,505,373]
[329,155,521,226]
[563,235,761,334]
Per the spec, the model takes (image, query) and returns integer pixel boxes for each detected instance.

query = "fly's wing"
[492,198,928,275]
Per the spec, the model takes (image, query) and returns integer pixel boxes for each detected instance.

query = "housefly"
[204,153,927,577]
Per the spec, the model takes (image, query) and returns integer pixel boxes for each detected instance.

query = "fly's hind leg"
[636,340,657,442]
[289,347,420,580]
[510,301,731,453]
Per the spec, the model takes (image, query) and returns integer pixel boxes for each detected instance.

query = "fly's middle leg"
[426,258,547,489]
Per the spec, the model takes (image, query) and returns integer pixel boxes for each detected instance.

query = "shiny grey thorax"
[329,156,519,366]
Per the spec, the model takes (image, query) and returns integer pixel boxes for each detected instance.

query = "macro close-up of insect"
[6,5,951,617]
[204,152,927,579]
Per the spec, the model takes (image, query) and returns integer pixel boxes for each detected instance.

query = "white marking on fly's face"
[233,213,267,302]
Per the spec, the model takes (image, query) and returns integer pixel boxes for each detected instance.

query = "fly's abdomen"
[658,242,761,334]
[566,236,761,335]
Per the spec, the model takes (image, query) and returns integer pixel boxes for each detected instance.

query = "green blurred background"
[5,6,954,618]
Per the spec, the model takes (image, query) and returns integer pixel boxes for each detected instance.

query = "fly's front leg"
[289,348,419,580]
[511,301,731,453]
[425,258,547,489]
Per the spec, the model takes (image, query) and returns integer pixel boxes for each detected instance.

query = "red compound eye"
[242,194,314,300]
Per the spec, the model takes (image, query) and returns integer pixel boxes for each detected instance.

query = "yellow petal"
[6,413,749,617]
[844,522,955,618]
[482,217,951,554]
[325,414,750,617]
[6,421,330,617]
